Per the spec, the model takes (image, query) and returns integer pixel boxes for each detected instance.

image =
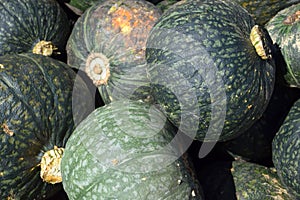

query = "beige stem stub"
[40,146,64,184]
[32,40,58,56]
[250,25,271,60]
[85,53,111,86]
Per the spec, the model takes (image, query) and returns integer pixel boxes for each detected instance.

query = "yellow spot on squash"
[112,159,119,166]
[2,123,14,136]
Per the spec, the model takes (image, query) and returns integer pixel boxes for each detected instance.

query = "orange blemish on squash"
[283,10,300,25]
[111,7,134,35]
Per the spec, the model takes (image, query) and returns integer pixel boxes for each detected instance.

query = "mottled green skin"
[146,0,276,141]
[266,3,300,88]
[272,98,300,198]
[156,0,181,13]
[61,100,203,200]
[0,0,71,56]
[235,0,300,25]
[69,0,102,12]
[67,0,162,105]
[0,53,93,200]
[224,85,300,166]
[232,160,294,200]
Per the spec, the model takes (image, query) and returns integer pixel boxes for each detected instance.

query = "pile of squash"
[0,0,299,199]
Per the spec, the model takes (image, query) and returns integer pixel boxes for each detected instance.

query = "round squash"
[0,53,94,200]
[231,159,293,200]
[0,0,71,57]
[66,0,162,104]
[145,0,276,143]
[224,84,300,166]
[272,98,300,198]
[234,0,300,25]
[61,100,204,199]
[266,3,300,88]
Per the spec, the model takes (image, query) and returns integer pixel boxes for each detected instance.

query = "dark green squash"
[145,0,276,143]
[0,0,71,57]
[235,0,300,25]
[272,98,300,198]
[0,53,94,200]
[66,0,162,104]
[231,159,294,199]
[67,0,102,13]
[61,100,204,199]
[156,0,181,13]
[266,3,300,88]
[224,84,300,167]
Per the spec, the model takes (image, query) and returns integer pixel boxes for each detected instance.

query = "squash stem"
[40,146,64,184]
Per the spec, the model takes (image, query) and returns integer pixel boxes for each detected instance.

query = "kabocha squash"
[231,159,293,200]
[224,84,300,166]
[0,0,71,57]
[272,98,300,198]
[61,100,204,200]
[0,53,94,200]
[266,3,300,88]
[67,0,102,13]
[234,0,300,25]
[66,0,162,104]
[156,0,181,13]
[145,0,276,142]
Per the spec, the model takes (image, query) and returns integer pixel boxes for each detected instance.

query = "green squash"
[235,0,300,25]
[156,0,181,13]
[61,100,204,200]
[231,159,294,200]
[145,0,276,143]
[266,3,300,88]
[0,0,71,57]
[0,53,94,200]
[66,0,162,104]
[67,0,102,13]
[272,98,300,198]
[224,84,300,166]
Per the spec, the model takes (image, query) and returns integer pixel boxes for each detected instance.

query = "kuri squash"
[272,98,300,198]
[61,100,204,199]
[266,3,300,88]
[145,0,276,143]
[0,53,94,200]
[66,0,162,104]
[0,0,71,57]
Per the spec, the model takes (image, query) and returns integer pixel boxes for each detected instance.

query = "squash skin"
[235,0,300,25]
[232,160,293,200]
[266,3,300,88]
[224,84,300,166]
[61,100,204,200]
[145,0,276,142]
[272,98,300,198]
[0,0,71,56]
[0,53,94,200]
[66,0,162,104]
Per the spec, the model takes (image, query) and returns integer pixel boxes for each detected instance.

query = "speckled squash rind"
[224,84,300,166]
[272,98,300,198]
[232,160,294,200]
[145,0,276,142]
[0,0,71,56]
[68,0,103,12]
[66,0,162,104]
[0,53,94,200]
[61,100,203,200]
[235,0,300,25]
[266,3,300,88]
